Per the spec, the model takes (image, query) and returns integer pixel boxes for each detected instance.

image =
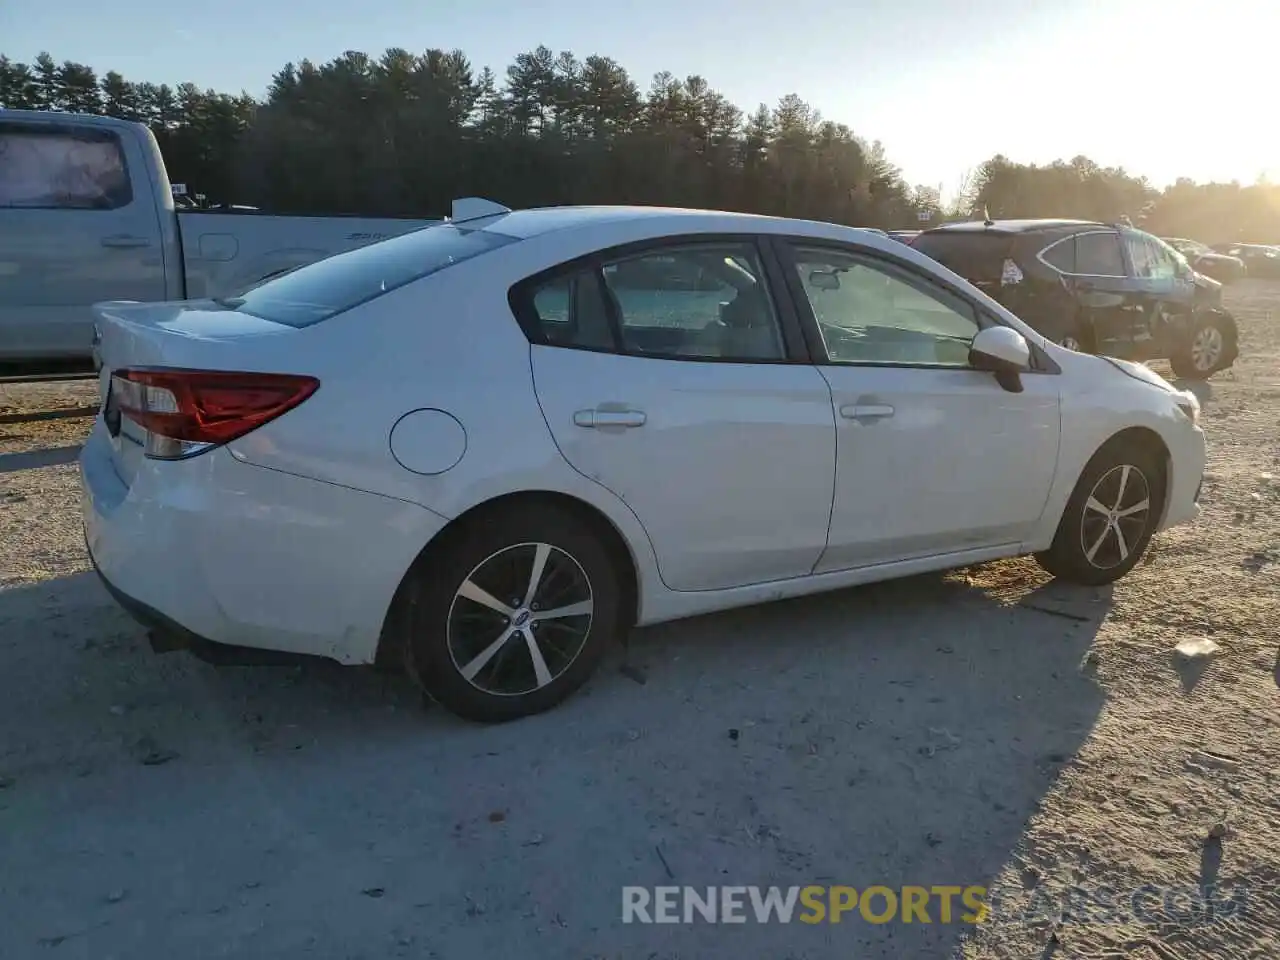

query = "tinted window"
[910,232,1014,281]
[0,125,132,209]
[1074,232,1126,276]
[526,269,616,350]
[790,245,979,367]
[601,243,785,361]
[1040,236,1077,272]
[1146,235,1180,280]
[227,224,517,328]
[1124,232,1158,279]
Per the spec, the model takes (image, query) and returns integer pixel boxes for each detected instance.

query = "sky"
[4,0,1276,199]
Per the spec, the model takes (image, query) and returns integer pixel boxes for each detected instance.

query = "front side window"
[1145,235,1180,280]
[1074,231,1127,276]
[789,245,979,367]
[1124,231,1159,279]
[0,125,132,209]
[228,223,517,327]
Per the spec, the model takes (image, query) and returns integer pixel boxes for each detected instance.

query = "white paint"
[82,203,1207,678]
[971,326,1031,369]
[389,408,467,476]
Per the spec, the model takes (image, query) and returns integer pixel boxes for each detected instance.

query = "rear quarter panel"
[177,213,439,299]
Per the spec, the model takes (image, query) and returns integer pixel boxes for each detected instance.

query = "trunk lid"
[93,299,299,486]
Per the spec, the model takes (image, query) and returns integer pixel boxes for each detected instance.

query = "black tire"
[1170,312,1234,380]
[402,504,621,723]
[1034,439,1167,586]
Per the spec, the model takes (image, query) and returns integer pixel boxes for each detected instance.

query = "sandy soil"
[0,286,1277,959]
[0,379,97,456]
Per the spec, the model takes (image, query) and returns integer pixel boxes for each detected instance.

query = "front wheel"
[1170,312,1234,380]
[1035,440,1166,586]
[402,505,622,723]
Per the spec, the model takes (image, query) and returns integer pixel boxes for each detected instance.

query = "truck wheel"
[1170,313,1233,380]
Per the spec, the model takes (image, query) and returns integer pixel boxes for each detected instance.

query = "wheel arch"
[374,490,642,669]
[1084,425,1173,525]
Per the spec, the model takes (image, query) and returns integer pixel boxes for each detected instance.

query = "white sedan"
[81,199,1206,722]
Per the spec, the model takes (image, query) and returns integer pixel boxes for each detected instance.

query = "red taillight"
[112,368,319,459]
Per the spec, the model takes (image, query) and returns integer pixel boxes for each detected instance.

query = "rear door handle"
[840,403,895,421]
[574,409,646,428]
[101,235,151,249]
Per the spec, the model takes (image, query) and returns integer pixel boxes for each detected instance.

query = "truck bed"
[176,212,438,299]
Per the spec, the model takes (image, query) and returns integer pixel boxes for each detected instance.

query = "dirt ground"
[0,286,1277,959]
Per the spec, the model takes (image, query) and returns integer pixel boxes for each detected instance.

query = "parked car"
[83,200,1207,722]
[1209,242,1280,279]
[886,230,920,244]
[0,109,439,361]
[1160,237,1246,284]
[913,219,1239,379]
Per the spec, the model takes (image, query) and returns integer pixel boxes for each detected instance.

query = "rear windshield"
[911,232,1014,282]
[225,223,518,327]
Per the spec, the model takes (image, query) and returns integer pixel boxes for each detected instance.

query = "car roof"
[460,204,909,258]
[922,218,1106,236]
[467,204,830,239]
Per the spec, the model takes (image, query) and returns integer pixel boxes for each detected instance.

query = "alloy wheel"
[446,542,594,696]
[1191,326,1224,372]
[1060,335,1082,352]
[1079,464,1152,570]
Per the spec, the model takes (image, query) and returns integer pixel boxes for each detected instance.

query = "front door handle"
[101,235,151,249]
[574,409,647,428]
[840,403,895,421]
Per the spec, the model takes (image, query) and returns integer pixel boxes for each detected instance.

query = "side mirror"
[969,326,1030,394]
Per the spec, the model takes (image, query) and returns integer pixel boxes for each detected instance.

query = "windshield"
[223,223,518,327]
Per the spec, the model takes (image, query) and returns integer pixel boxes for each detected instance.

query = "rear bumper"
[80,423,448,664]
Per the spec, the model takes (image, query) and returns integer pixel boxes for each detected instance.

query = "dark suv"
[912,219,1239,379]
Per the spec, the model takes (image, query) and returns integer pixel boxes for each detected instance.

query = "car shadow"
[0,561,1110,959]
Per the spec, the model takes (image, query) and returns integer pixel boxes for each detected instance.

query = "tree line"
[2,48,1277,242]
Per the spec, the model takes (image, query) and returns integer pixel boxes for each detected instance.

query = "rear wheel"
[1170,313,1233,380]
[403,505,620,723]
[1035,440,1166,586]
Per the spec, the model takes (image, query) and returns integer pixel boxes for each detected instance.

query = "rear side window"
[226,224,518,327]
[910,232,1013,282]
[1040,236,1077,273]
[0,124,132,209]
[1074,232,1126,276]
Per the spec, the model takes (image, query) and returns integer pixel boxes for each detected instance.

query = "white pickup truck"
[0,109,439,361]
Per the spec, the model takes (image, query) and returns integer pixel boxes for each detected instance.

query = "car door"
[773,238,1061,572]
[0,120,166,359]
[518,237,837,592]
[1117,228,1178,350]
[1040,229,1138,349]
